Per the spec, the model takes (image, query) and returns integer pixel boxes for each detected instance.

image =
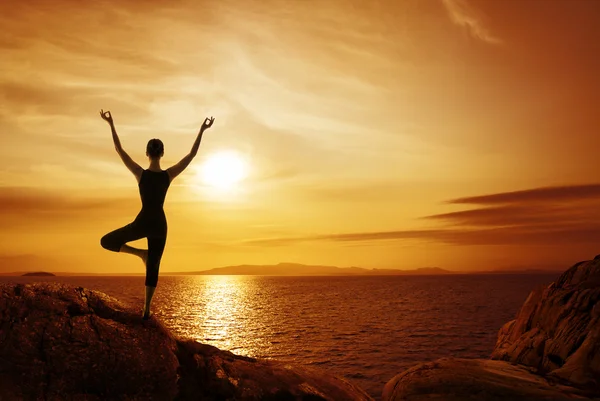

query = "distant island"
[169,263,452,276]
[22,272,56,277]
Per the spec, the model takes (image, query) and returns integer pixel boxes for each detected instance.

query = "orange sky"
[1,0,599,273]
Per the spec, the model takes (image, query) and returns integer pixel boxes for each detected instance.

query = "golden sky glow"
[1,0,599,273]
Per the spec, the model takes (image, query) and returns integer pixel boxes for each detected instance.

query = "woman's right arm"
[167,116,215,181]
[100,109,143,182]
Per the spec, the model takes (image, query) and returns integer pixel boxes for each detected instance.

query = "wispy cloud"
[242,183,600,247]
[241,224,600,247]
[446,184,600,205]
[441,0,502,44]
[0,187,135,224]
[425,205,570,227]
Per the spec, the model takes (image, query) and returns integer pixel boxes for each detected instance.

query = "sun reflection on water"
[201,276,243,350]
[168,275,268,357]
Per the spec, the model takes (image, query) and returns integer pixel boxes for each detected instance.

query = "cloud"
[441,0,502,44]
[447,184,600,205]
[242,224,600,247]
[240,230,438,247]
[425,204,596,227]
[0,80,147,119]
[242,183,600,247]
[0,187,135,222]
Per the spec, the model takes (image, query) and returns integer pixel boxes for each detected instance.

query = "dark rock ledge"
[0,283,372,401]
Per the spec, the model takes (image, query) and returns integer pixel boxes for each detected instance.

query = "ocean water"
[2,274,558,399]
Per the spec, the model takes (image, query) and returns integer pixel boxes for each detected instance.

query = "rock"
[0,283,180,400]
[382,255,600,400]
[491,256,600,392]
[0,282,372,401]
[381,358,591,401]
[176,340,372,401]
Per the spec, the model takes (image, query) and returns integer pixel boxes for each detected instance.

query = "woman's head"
[146,138,164,159]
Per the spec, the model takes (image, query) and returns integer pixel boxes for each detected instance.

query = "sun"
[199,151,247,190]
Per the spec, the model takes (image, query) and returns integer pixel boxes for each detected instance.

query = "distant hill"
[368,267,451,275]
[0,254,60,275]
[170,263,453,276]
[469,269,563,275]
[21,272,56,277]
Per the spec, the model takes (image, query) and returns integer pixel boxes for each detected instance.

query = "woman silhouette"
[99,109,214,319]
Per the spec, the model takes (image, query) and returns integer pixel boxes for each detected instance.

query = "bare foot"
[142,306,152,320]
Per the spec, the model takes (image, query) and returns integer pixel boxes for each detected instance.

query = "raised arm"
[100,109,143,183]
[167,116,215,182]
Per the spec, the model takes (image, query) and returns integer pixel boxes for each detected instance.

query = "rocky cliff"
[381,358,593,401]
[0,283,372,401]
[383,255,600,401]
[491,255,600,392]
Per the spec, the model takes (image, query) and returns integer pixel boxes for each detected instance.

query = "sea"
[1,273,558,399]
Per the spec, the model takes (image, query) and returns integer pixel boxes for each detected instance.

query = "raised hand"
[100,109,114,125]
[200,116,215,131]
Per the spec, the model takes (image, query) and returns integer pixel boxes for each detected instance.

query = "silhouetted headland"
[168,262,563,276]
[21,271,55,277]
[173,262,452,276]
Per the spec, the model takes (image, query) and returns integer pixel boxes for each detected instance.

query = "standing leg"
[143,236,166,319]
[100,223,146,260]
[143,286,156,320]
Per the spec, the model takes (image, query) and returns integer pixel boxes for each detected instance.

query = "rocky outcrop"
[381,358,592,401]
[176,340,371,400]
[0,283,180,400]
[0,283,372,401]
[491,256,600,392]
[383,255,600,401]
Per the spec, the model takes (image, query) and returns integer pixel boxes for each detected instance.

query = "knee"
[145,273,159,287]
[100,235,110,250]
[101,234,119,252]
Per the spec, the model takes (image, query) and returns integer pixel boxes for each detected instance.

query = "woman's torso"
[134,169,171,235]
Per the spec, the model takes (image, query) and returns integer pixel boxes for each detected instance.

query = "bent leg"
[100,223,144,252]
